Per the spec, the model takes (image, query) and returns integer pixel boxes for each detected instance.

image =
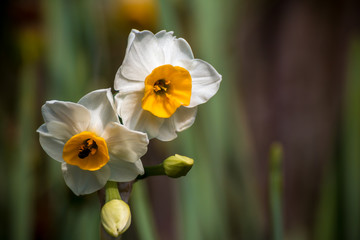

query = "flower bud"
[163,154,194,178]
[101,199,131,237]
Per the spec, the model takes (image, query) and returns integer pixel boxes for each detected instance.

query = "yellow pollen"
[142,64,192,118]
[153,79,169,94]
[63,131,109,171]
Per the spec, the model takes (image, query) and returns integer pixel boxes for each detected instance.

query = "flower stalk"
[137,164,166,179]
[137,154,194,179]
[269,142,284,240]
[105,181,121,202]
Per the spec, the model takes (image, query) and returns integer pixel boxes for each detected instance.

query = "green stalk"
[136,164,166,180]
[105,181,121,203]
[269,142,284,240]
[132,182,159,240]
[343,36,360,240]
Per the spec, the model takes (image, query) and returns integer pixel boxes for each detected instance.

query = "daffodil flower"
[37,89,149,195]
[114,29,222,141]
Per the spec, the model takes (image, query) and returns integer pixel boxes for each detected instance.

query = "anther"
[78,138,98,159]
[153,79,169,95]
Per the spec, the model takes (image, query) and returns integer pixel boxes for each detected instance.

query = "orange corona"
[63,131,109,171]
[142,64,192,118]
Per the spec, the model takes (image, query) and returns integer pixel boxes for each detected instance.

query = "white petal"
[169,38,195,64]
[101,122,149,163]
[154,30,194,64]
[45,121,74,140]
[173,106,198,132]
[61,163,110,195]
[108,159,144,182]
[156,118,177,141]
[37,124,65,162]
[115,92,164,139]
[78,88,118,135]
[125,29,139,55]
[41,101,90,133]
[114,29,139,91]
[114,68,145,93]
[120,30,164,81]
[154,30,174,40]
[155,107,197,141]
[180,59,222,107]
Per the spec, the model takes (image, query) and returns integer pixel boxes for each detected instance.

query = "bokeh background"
[1,0,360,239]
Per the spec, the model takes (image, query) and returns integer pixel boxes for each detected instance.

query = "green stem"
[105,181,121,203]
[137,164,166,180]
[269,142,283,240]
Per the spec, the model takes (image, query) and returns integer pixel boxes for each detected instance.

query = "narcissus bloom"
[37,89,148,195]
[114,29,222,141]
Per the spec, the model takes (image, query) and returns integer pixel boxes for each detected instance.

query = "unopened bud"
[163,154,194,178]
[101,199,131,237]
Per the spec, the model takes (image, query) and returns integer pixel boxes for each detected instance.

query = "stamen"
[78,138,98,159]
[153,79,169,95]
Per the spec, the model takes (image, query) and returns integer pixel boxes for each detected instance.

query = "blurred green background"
[1,0,360,239]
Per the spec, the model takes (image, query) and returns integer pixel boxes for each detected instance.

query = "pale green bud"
[101,199,131,237]
[163,154,194,178]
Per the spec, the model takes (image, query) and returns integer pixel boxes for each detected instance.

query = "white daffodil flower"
[114,29,222,141]
[37,88,148,195]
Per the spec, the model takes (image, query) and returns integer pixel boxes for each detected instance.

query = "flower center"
[153,79,170,95]
[78,138,98,159]
[63,131,109,171]
[142,64,192,118]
